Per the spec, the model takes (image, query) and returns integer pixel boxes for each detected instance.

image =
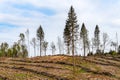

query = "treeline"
[63,6,120,57]
[0,33,28,58]
[0,6,120,58]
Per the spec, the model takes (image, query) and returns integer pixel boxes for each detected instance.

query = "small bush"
[104,52,110,56]
[94,49,103,56]
[0,78,3,80]
[109,50,117,55]
[87,52,93,56]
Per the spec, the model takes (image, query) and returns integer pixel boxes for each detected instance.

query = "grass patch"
[0,78,3,80]
[64,65,73,70]
[79,68,86,73]
[14,73,27,80]
[94,66,101,71]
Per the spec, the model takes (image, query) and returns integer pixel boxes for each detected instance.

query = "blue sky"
[0,0,120,57]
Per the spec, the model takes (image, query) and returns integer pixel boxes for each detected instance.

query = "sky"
[0,0,120,57]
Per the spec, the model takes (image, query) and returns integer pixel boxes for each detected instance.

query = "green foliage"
[118,45,120,54]
[37,25,44,56]
[80,23,89,57]
[0,78,3,80]
[104,52,111,56]
[63,6,79,56]
[7,48,13,57]
[109,50,117,55]
[19,33,25,45]
[79,68,86,73]
[87,52,93,56]
[0,42,9,57]
[21,45,28,58]
[94,49,104,56]
[94,25,100,51]
[15,73,27,80]
[0,33,28,58]
[0,43,28,58]
[37,26,44,41]
[64,20,71,54]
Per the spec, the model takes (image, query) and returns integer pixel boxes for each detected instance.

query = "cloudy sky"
[0,0,120,56]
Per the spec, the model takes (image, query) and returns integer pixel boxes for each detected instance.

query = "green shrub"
[104,52,110,56]
[0,78,3,80]
[94,49,103,56]
[87,52,93,56]
[109,50,117,55]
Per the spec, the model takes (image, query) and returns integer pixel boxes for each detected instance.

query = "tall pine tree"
[94,25,100,53]
[80,23,88,57]
[37,25,44,56]
[64,6,79,71]
[64,20,71,54]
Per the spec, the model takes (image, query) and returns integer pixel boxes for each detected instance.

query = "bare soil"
[0,55,120,80]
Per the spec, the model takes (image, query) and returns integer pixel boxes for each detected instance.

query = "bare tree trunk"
[52,49,53,55]
[84,42,86,58]
[40,40,42,56]
[72,25,75,73]
[45,49,46,56]
[72,39,75,72]
[103,43,105,53]
[67,45,70,54]
[34,46,35,57]
[26,29,30,57]
[88,46,90,54]
[28,34,30,57]
[92,45,93,53]
[34,45,36,57]
[62,41,64,54]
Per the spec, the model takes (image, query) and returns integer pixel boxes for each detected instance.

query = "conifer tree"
[37,25,44,56]
[64,6,79,71]
[80,23,88,57]
[64,20,71,54]
[94,25,100,53]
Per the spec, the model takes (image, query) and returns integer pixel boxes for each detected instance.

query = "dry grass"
[0,55,120,80]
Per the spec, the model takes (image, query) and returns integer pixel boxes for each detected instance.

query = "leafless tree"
[31,38,37,57]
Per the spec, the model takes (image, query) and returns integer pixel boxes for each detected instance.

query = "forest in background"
[0,6,120,58]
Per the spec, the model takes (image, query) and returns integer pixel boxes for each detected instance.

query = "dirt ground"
[0,55,120,80]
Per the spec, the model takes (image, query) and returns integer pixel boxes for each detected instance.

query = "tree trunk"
[72,24,75,73]
[67,45,70,54]
[45,49,46,56]
[72,38,75,73]
[52,49,53,55]
[92,45,93,54]
[28,35,30,57]
[103,44,105,53]
[83,37,86,58]
[34,46,35,57]
[58,46,61,54]
[84,42,86,58]
[34,45,37,56]
[40,40,41,56]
